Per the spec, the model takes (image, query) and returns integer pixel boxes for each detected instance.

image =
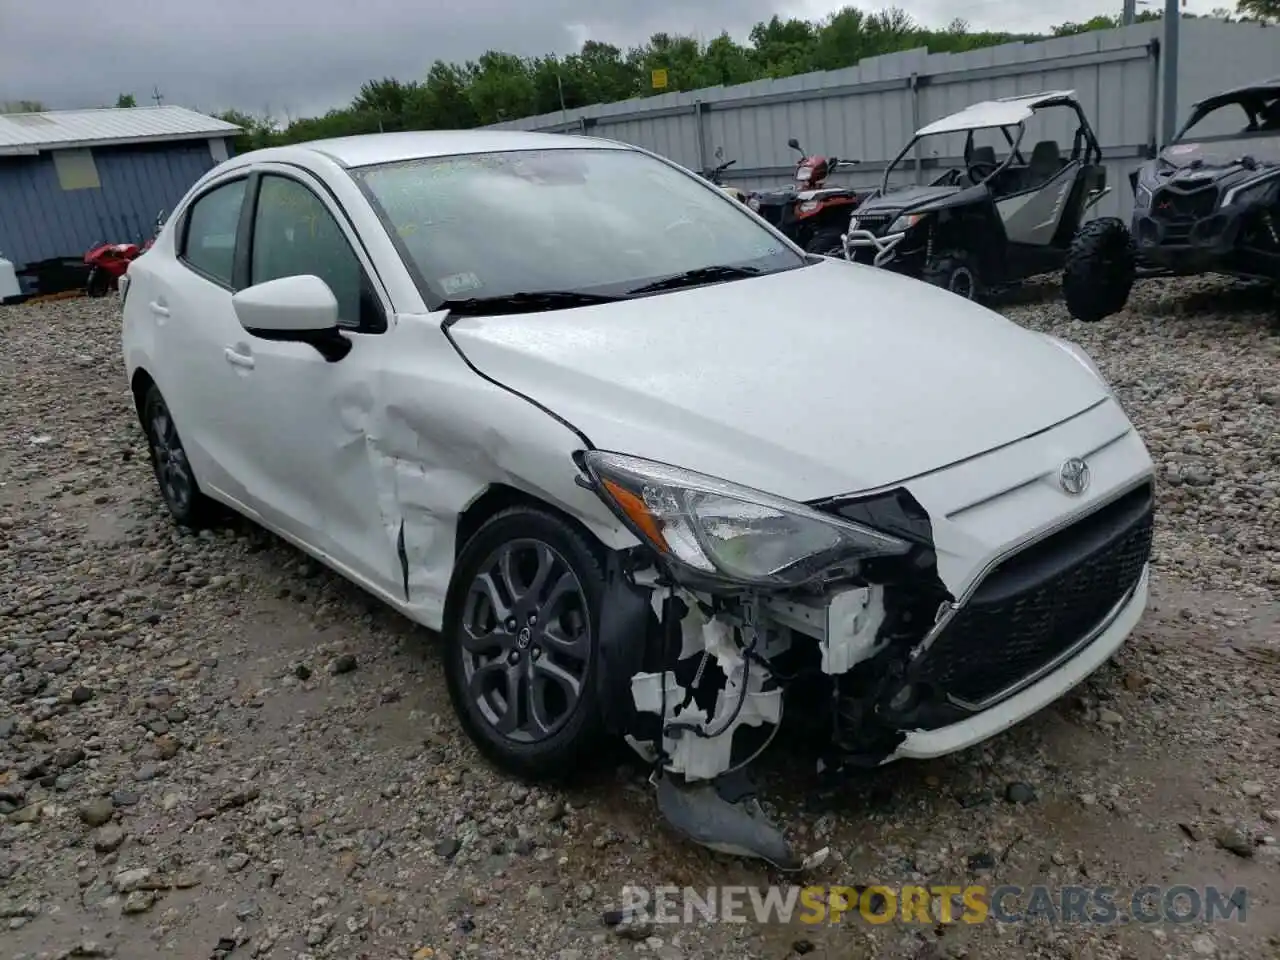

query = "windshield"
[351,147,804,306]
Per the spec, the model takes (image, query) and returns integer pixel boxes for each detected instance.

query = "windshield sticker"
[440,272,482,296]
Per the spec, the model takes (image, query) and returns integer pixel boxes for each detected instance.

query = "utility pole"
[1161,0,1180,145]
[1122,0,1136,25]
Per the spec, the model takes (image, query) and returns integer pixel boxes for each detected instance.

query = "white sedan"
[121,130,1155,867]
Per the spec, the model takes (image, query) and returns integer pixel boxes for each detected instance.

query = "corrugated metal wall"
[489,20,1278,222]
[0,139,227,269]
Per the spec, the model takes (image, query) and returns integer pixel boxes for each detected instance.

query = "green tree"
[0,100,45,113]
[116,93,137,107]
[1236,0,1280,20]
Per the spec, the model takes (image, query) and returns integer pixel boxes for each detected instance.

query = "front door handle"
[149,301,170,318]
[224,347,255,370]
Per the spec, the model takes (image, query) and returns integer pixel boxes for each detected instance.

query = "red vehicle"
[746,137,867,255]
[84,210,165,297]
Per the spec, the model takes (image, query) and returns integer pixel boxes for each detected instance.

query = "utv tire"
[804,229,847,259]
[442,506,609,783]
[1063,217,1136,322]
[141,385,218,528]
[922,251,980,301]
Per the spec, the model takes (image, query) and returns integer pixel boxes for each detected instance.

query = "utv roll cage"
[879,91,1105,195]
[1171,79,1280,143]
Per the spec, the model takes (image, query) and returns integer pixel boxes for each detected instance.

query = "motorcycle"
[84,209,165,297]
[703,147,749,204]
[745,137,867,255]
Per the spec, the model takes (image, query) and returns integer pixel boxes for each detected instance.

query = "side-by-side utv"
[842,91,1123,304]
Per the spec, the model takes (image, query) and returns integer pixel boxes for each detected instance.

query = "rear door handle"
[149,301,170,318]
[224,347,255,370]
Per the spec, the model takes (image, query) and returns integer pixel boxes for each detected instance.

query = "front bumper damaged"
[595,399,1156,871]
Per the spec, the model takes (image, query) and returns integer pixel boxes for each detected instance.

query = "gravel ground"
[1,278,1277,960]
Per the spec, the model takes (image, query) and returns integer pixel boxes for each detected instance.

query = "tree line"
[4,1,1277,138]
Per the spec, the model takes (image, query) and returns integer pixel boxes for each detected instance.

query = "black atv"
[746,138,868,255]
[843,91,1119,304]
[1063,77,1280,322]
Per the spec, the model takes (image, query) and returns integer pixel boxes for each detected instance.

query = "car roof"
[1189,77,1280,111]
[235,129,625,170]
[914,90,1078,137]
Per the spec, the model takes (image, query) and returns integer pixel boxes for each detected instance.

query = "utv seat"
[1028,140,1065,182]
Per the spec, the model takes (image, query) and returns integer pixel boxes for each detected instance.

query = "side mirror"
[232,275,351,362]
[787,137,802,152]
[714,146,724,160]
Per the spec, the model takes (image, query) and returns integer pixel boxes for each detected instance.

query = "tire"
[442,506,609,782]
[141,385,217,528]
[921,251,980,301]
[804,229,847,258]
[85,267,112,298]
[1063,217,1136,322]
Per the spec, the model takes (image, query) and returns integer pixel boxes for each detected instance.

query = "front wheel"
[1063,217,1136,322]
[442,506,609,782]
[921,251,980,301]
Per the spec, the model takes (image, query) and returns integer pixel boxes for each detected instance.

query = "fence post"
[1146,39,1161,157]
[694,101,708,175]
[909,73,922,184]
[1160,0,1180,145]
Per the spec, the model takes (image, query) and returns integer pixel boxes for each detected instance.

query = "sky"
[0,0,1225,121]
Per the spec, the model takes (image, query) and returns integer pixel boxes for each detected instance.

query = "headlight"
[1134,182,1153,210]
[581,451,910,588]
[887,212,924,234]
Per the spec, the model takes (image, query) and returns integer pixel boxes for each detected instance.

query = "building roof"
[0,105,242,156]
[915,90,1078,137]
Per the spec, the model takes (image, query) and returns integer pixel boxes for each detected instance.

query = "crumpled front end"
[586,397,1156,870]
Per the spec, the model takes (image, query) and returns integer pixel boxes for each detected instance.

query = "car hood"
[855,185,963,216]
[446,259,1109,501]
[1153,137,1280,182]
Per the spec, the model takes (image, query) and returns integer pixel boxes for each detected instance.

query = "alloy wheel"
[459,539,592,743]
[148,398,193,515]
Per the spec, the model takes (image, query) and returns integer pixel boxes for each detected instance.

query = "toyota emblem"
[1058,457,1091,496]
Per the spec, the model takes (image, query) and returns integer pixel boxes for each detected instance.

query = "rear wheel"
[442,507,609,782]
[922,251,980,301]
[86,268,112,298]
[142,386,217,528]
[1063,217,1136,322]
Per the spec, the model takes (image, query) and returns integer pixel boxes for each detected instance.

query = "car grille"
[912,482,1154,708]
[1151,185,1219,241]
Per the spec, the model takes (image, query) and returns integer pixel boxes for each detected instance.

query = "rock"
[226,853,250,873]
[111,789,140,808]
[1097,708,1123,726]
[294,663,312,680]
[1191,933,1216,955]
[1215,826,1255,858]
[328,654,358,675]
[1242,782,1264,798]
[435,837,461,859]
[79,798,115,827]
[122,890,156,914]
[93,825,127,853]
[70,686,94,704]
[1005,782,1036,804]
[114,867,152,893]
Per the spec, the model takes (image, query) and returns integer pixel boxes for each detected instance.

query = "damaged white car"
[121,131,1156,870]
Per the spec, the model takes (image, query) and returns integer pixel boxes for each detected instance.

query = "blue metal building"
[0,106,242,290]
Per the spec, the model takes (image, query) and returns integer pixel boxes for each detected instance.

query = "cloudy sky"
[1,0,1222,120]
